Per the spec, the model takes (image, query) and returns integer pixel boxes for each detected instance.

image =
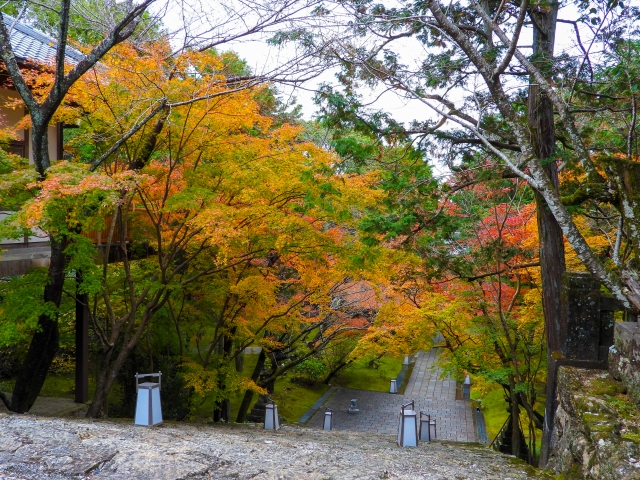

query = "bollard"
[390,379,397,394]
[397,400,418,447]
[265,403,280,430]
[323,408,333,430]
[134,372,163,426]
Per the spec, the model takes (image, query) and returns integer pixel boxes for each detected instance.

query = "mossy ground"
[3,354,402,423]
[329,356,403,391]
[473,386,545,457]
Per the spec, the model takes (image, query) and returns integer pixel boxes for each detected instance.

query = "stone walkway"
[305,349,477,442]
[0,393,87,417]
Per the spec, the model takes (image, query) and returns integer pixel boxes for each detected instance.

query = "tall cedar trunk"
[9,237,66,412]
[236,349,266,423]
[527,2,563,467]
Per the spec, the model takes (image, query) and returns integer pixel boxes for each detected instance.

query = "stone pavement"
[305,349,477,442]
[0,415,548,479]
[0,393,87,417]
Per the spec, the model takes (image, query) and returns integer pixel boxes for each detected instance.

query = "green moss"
[621,432,640,443]
[588,376,625,397]
[330,356,403,391]
[605,395,639,421]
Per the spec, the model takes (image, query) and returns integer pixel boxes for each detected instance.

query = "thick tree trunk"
[236,350,266,423]
[9,238,66,413]
[213,334,235,422]
[526,2,563,468]
[87,340,138,418]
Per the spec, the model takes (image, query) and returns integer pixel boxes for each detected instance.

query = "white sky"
[157,0,638,126]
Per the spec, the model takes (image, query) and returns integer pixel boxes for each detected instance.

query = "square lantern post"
[134,372,163,427]
[323,407,333,431]
[419,412,431,442]
[429,417,437,440]
[390,379,397,394]
[397,400,418,447]
[463,375,472,400]
[265,403,280,430]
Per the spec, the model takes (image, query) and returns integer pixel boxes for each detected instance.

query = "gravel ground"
[0,413,550,479]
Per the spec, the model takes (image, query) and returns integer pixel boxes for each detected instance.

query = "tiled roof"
[3,14,83,65]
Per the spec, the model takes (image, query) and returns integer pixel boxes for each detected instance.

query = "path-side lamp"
[419,412,431,442]
[265,403,280,430]
[397,400,418,447]
[134,372,163,427]
[323,408,333,431]
[463,375,472,400]
[390,379,397,394]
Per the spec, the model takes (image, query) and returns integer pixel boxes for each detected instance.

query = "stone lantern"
[323,408,333,430]
[389,379,398,394]
[264,403,280,430]
[397,400,418,447]
[134,372,163,427]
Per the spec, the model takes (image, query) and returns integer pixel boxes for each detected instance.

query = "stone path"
[0,393,87,417]
[305,349,477,442]
[0,415,548,479]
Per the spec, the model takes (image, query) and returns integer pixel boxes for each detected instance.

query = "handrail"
[489,415,511,450]
[401,400,414,413]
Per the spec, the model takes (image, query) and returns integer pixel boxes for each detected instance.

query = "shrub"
[290,358,328,385]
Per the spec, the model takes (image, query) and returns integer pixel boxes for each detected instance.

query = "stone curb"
[297,386,338,424]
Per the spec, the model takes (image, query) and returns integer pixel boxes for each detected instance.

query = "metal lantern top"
[135,371,162,392]
[401,400,415,415]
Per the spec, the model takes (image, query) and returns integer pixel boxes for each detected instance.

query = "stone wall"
[610,322,640,406]
[548,366,640,479]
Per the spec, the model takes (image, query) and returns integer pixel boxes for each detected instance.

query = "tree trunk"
[9,237,66,413]
[87,340,138,418]
[323,359,353,385]
[212,334,235,422]
[526,2,563,468]
[235,341,244,373]
[236,349,266,423]
[510,378,522,458]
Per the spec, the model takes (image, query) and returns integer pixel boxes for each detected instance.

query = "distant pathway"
[305,349,476,442]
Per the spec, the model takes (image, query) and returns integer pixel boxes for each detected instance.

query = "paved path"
[306,349,477,442]
[0,393,87,417]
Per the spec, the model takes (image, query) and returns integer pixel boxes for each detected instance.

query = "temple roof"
[3,14,84,65]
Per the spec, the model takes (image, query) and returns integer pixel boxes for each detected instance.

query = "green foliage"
[291,357,328,384]
[0,268,56,347]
